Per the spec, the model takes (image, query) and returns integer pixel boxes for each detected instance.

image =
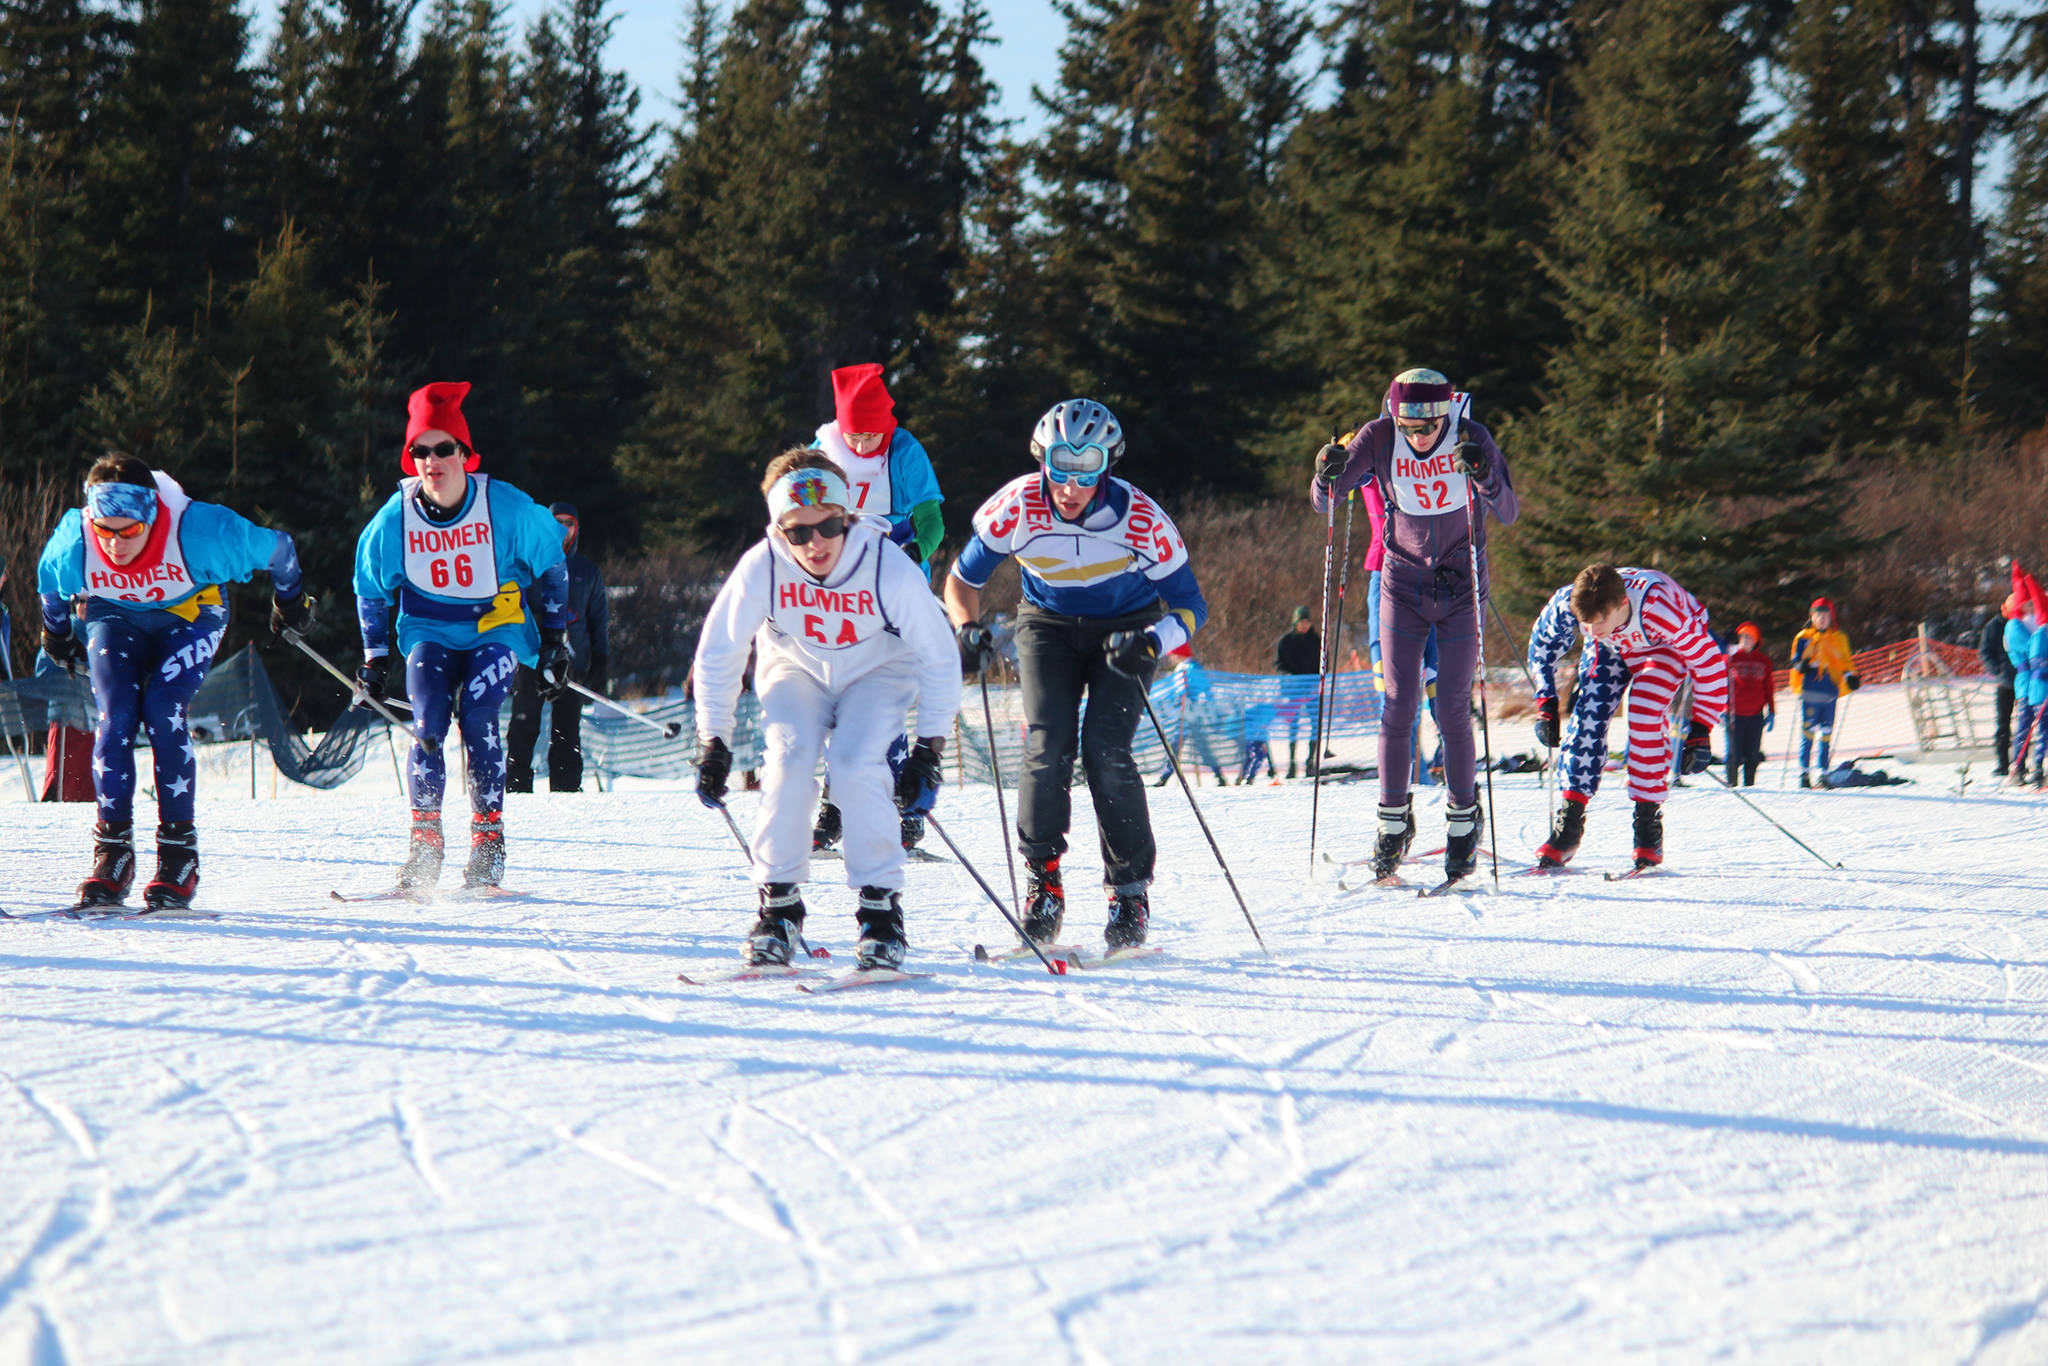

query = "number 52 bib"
[1388,393,1474,517]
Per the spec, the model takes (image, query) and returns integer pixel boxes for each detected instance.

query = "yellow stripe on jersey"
[1019,553,1136,584]
[167,585,224,623]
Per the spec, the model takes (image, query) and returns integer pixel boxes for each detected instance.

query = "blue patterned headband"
[86,481,158,524]
[766,466,853,522]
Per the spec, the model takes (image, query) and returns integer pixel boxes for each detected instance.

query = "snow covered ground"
[4,753,2047,1364]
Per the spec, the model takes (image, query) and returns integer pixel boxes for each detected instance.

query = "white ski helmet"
[1030,398,1126,472]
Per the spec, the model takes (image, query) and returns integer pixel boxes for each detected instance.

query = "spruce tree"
[1262,0,1562,467]
[1508,0,1844,627]
[1773,0,1963,455]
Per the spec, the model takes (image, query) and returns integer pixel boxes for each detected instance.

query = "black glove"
[355,656,390,704]
[42,626,87,675]
[270,592,314,635]
[1314,442,1348,484]
[1681,720,1713,776]
[895,738,944,814]
[1533,695,1560,749]
[1452,424,1491,481]
[956,622,995,678]
[1104,628,1160,677]
[696,737,732,808]
[536,628,572,702]
[1844,671,1862,692]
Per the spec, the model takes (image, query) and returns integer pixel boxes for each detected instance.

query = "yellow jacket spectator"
[1788,597,1860,787]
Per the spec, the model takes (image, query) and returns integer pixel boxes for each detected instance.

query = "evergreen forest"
[2,0,2044,690]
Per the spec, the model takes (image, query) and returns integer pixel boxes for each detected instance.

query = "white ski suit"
[693,519,961,890]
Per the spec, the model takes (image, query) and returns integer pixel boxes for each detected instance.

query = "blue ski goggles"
[1043,442,1112,487]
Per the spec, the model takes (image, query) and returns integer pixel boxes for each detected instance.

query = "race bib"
[401,474,499,601]
[770,546,887,650]
[83,472,195,606]
[814,424,894,516]
[1386,393,1473,518]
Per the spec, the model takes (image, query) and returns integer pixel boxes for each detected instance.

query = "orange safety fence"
[1771,636,1989,694]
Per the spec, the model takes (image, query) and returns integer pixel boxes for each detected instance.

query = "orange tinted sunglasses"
[90,520,149,541]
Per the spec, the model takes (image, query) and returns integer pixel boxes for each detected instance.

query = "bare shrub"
[1842,434,2048,645]
[600,544,729,696]
[2,471,71,677]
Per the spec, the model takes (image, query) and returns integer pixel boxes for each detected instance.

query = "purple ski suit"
[1309,406,1517,807]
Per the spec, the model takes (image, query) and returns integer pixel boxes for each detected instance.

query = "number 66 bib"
[401,473,499,601]
[1388,393,1473,518]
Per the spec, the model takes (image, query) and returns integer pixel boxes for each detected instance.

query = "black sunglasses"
[409,440,465,462]
[782,515,848,545]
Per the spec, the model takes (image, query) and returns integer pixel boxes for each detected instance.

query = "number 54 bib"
[401,474,500,600]
[1388,393,1473,517]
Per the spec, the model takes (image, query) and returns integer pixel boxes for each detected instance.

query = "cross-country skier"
[1788,597,1858,789]
[353,382,571,894]
[1311,368,1517,884]
[1528,563,1728,869]
[1724,623,1775,786]
[506,502,608,793]
[807,364,945,855]
[944,398,1208,951]
[1362,478,1443,788]
[2004,567,2048,788]
[37,452,310,909]
[691,451,961,970]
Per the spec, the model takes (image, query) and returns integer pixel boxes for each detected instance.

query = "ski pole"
[1308,480,1340,874]
[710,799,752,859]
[1705,768,1841,868]
[1463,484,1500,890]
[282,628,433,752]
[925,814,1066,975]
[977,670,1024,922]
[567,679,684,738]
[1140,688,1269,954]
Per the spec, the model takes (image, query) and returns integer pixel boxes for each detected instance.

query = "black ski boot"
[1286,743,1299,781]
[855,887,907,970]
[900,813,926,851]
[1105,885,1149,950]
[464,810,505,888]
[1444,802,1484,881]
[77,820,135,908]
[1536,796,1587,868]
[1631,799,1664,868]
[1023,855,1065,944]
[745,883,807,966]
[399,809,444,894]
[143,822,200,910]
[1367,797,1416,880]
[811,800,843,851]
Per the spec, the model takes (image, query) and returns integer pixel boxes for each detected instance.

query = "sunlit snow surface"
[3,762,2046,1364]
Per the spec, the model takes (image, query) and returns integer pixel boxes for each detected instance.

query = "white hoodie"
[692,518,961,742]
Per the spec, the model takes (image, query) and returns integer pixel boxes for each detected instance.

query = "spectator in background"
[1789,597,1859,790]
[1723,622,1775,786]
[507,502,609,793]
[2005,566,2048,789]
[1982,593,2018,777]
[1274,606,1321,778]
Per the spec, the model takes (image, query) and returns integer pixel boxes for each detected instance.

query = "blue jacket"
[39,498,300,634]
[354,475,569,666]
[2007,618,2048,706]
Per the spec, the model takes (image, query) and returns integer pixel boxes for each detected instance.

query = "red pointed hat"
[1809,596,1834,615]
[831,364,897,444]
[402,381,480,474]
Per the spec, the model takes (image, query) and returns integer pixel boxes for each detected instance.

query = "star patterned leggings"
[85,602,228,826]
[405,641,519,814]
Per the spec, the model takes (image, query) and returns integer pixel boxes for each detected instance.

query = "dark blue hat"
[549,501,578,520]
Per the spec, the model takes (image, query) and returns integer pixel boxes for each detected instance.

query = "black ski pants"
[1725,711,1767,786]
[1013,606,1160,891]
[506,664,586,793]
[1995,683,2016,773]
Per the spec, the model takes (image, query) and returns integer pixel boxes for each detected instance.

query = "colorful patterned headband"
[86,481,157,524]
[766,466,853,521]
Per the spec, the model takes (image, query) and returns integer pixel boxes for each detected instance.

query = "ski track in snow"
[3,767,2048,1362]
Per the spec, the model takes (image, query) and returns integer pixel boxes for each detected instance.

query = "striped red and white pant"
[1558,644,1688,805]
